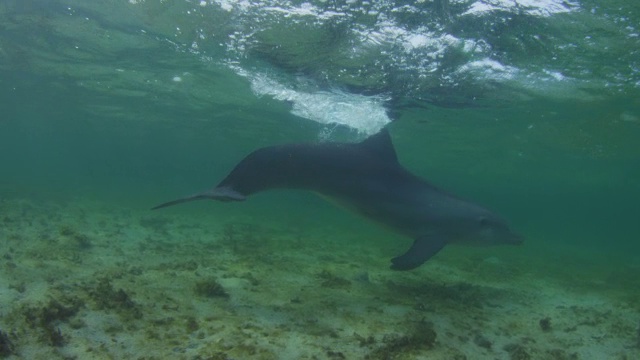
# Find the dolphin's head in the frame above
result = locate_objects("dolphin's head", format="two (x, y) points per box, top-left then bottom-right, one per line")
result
(449, 207), (522, 248)
(471, 213), (523, 246)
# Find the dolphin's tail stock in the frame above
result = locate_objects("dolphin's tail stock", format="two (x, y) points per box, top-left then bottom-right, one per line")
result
(151, 186), (246, 210)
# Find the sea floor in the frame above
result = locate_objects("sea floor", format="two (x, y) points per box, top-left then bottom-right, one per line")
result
(0, 197), (638, 360)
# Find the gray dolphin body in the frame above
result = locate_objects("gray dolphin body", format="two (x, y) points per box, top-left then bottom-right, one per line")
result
(153, 129), (522, 270)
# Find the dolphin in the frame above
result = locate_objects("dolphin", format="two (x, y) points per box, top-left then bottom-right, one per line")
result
(153, 129), (522, 270)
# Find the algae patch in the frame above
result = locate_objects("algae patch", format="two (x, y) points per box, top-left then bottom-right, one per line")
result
(0, 330), (15, 357)
(194, 277), (229, 299)
(89, 277), (142, 320)
(365, 319), (437, 359)
(20, 297), (84, 347)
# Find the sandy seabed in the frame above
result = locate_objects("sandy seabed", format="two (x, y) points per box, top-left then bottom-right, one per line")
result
(0, 197), (638, 360)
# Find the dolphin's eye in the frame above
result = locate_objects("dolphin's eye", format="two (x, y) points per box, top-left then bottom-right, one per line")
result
(479, 217), (489, 227)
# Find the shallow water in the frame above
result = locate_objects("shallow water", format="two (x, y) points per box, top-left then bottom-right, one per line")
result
(1, 0), (639, 359)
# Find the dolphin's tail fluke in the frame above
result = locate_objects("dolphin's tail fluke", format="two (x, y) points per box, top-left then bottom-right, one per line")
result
(151, 186), (246, 210)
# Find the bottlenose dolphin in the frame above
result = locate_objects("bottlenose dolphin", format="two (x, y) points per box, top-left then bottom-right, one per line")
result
(153, 129), (522, 270)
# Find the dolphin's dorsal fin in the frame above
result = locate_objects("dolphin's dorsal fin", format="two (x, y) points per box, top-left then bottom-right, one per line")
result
(359, 128), (398, 163)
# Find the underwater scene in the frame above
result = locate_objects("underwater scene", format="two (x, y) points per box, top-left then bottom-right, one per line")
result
(1, 0), (639, 359)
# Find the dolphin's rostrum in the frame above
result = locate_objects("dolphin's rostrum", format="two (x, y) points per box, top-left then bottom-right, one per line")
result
(153, 129), (522, 270)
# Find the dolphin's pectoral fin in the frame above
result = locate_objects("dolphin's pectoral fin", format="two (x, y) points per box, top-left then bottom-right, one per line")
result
(152, 186), (246, 210)
(390, 235), (446, 271)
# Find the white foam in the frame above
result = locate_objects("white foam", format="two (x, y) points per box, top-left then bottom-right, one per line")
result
(355, 21), (472, 76)
(457, 58), (519, 81)
(212, 0), (255, 12)
(463, 0), (578, 17)
(263, 4), (345, 19)
(197, 0), (601, 109)
(238, 70), (390, 135)
(543, 69), (565, 81)
(213, 0), (344, 19)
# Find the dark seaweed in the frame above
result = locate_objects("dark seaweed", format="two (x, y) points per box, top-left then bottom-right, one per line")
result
(0, 330), (14, 357)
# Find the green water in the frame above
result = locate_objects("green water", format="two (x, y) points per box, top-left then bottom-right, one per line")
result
(1, 0), (639, 284)
(2, 75), (638, 257)
(1, 0), (640, 358)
